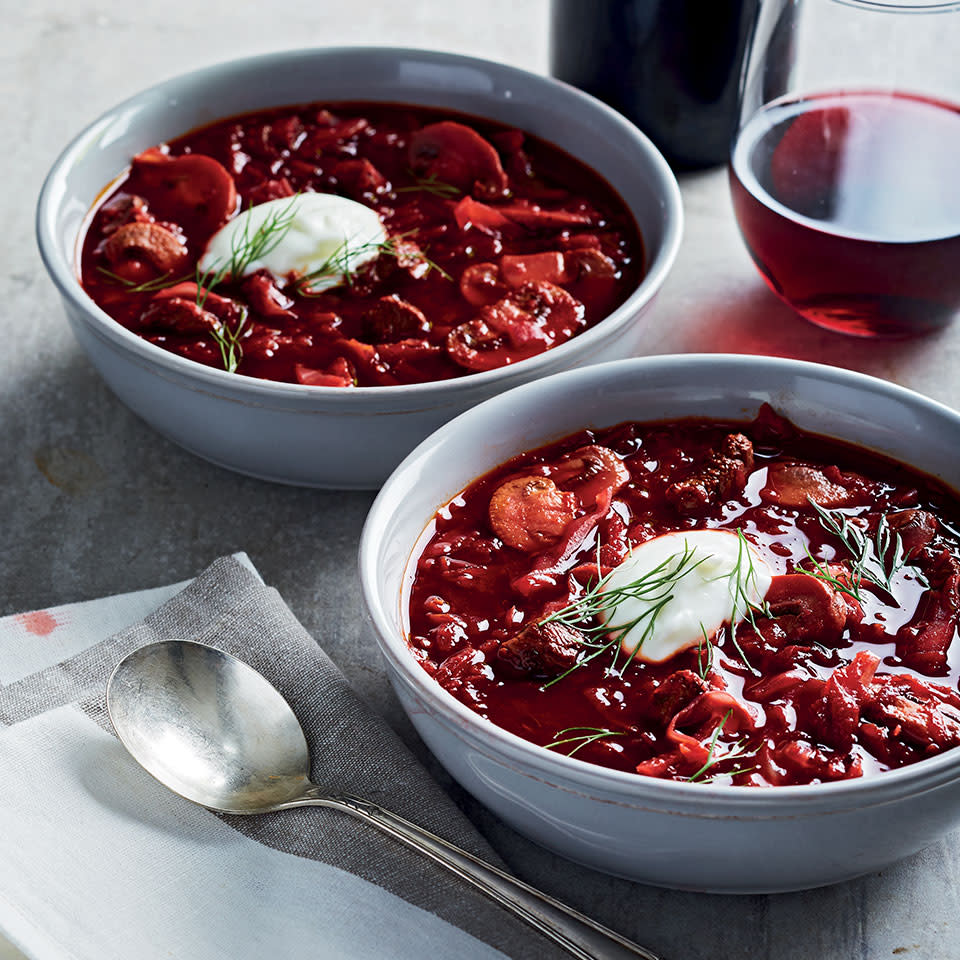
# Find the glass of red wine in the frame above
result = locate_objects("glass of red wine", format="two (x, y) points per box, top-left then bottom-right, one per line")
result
(730, 0), (960, 337)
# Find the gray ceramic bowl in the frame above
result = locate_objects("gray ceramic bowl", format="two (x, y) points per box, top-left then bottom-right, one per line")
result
(360, 354), (960, 892)
(36, 47), (682, 488)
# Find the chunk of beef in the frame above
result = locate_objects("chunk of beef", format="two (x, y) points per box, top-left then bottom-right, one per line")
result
(885, 508), (938, 559)
(497, 619), (584, 678)
(649, 670), (708, 727)
(666, 432), (754, 515)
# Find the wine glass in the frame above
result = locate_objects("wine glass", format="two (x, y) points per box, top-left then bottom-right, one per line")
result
(730, 0), (960, 338)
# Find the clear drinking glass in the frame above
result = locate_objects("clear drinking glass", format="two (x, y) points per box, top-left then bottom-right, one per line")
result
(730, 0), (960, 337)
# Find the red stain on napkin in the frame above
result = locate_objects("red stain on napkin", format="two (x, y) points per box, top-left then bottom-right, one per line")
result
(17, 611), (60, 636)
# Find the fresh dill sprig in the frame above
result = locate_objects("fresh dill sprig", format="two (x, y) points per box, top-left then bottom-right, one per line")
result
(696, 622), (714, 679)
(728, 529), (772, 629)
(195, 194), (301, 308)
(710, 528), (768, 674)
(208, 309), (249, 374)
(394, 172), (462, 199)
(799, 544), (864, 602)
(539, 541), (710, 688)
(96, 266), (190, 293)
(545, 726), (626, 757)
(804, 499), (928, 599)
(296, 232), (452, 294)
(685, 710), (758, 783)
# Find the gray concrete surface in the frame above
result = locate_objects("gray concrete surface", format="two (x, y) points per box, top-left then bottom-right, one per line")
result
(4, 2), (960, 958)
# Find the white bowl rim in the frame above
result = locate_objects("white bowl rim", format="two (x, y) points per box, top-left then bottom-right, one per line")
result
(359, 353), (960, 811)
(36, 44), (683, 407)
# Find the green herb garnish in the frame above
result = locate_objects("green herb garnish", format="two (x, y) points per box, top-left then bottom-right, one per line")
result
(208, 308), (249, 374)
(685, 709), (758, 783)
(710, 528), (769, 674)
(545, 726), (626, 757)
(394, 173), (462, 199)
(801, 499), (928, 601)
(696, 622), (714, 679)
(96, 266), (190, 293)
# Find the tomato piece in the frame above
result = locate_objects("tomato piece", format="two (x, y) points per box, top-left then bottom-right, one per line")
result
(294, 358), (356, 387)
(459, 262), (506, 307)
(410, 121), (508, 197)
(133, 149), (238, 231)
(488, 476), (579, 552)
(102, 221), (189, 275)
(500, 252), (571, 287)
(452, 196), (513, 233)
(770, 106), (850, 218)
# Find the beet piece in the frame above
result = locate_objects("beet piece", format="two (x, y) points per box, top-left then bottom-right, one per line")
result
(808, 651), (880, 752)
(864, 674), (960, 751)
(499, 252), (571, 288)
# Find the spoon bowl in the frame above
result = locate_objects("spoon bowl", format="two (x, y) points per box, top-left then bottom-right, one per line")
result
(107, 639), (312, 812)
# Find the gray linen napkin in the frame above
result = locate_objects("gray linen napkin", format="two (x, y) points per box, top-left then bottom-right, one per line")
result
(0, 555), (568, 960)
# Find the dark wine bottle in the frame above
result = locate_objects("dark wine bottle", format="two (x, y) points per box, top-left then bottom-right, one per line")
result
(550, 0), (795, 170)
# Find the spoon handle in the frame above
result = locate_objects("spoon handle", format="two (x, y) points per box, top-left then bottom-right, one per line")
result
(303, 792), (660, 960)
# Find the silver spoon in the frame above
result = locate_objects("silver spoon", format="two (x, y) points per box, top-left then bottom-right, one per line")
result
(106, 639), (660, 960)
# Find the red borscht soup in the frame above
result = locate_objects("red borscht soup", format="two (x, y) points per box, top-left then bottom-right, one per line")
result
(407, 406), (960, 786)
(78, 102), (643, 386)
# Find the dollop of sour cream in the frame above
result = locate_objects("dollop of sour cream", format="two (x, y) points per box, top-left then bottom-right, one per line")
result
(599, 529), (773, 663)
(198, 193), (387, 291)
